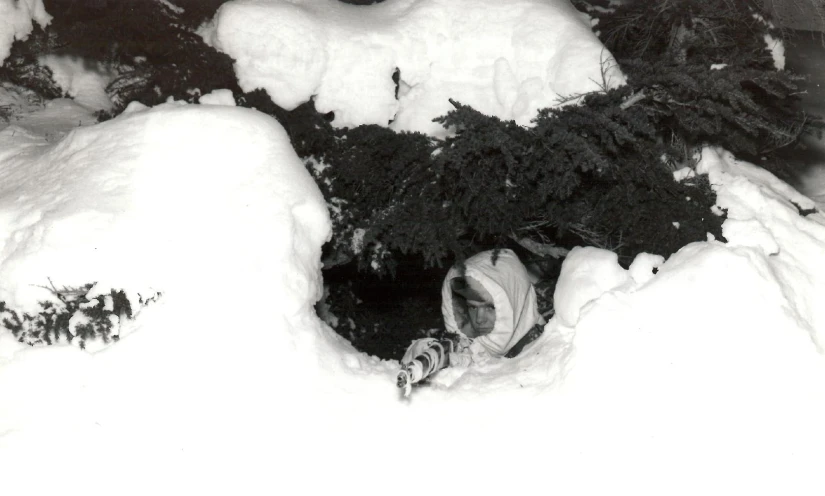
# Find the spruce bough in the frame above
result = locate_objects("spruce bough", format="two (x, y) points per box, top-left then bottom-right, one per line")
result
(1, 282), (160, 350)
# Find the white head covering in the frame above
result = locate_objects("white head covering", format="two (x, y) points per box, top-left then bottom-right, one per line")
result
(441, 249), (543, 358)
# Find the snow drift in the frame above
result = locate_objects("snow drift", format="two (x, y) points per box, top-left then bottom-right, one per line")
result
(1, 0), (825, 492)
(0, 97), (825, 494)
(0, 100), (385, 494)
(206, 0), (625, 134)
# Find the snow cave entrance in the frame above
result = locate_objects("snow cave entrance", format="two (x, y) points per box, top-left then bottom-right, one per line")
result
(317, 243), (566, 361)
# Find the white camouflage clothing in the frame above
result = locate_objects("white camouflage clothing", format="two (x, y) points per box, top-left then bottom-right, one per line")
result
(403, 249), (545, 372)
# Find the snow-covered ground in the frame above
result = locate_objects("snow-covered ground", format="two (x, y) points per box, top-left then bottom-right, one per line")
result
(2, 1), (825, 495)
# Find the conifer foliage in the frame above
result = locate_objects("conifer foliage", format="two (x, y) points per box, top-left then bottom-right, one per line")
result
(593, 0), (810, 152)
(0, 25), (63, 100)
(299, 0), (812, 274)
(0, 0), (814, 357)
(304, 87), (724, 275)
(1, 0), (239, 114)
(0, 282), (161, 350)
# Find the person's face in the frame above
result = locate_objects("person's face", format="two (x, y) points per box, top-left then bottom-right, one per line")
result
(465, 299), (496, 338)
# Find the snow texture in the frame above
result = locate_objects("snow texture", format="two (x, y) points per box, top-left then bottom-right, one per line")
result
(1, 2), (825, 494)
(37, 54), (115, 111)
(553, 246), (631, 327)
(0, 98), (824, 495)
(206, 0), (626, 135)
(198, 88), (236, 106)
(0, 0), (51, 64)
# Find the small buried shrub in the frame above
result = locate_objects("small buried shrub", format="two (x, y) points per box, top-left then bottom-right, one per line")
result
(1, 281), (160, 350)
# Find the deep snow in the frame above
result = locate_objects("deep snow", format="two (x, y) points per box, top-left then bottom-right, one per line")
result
(204, 0), (626, 135)
(1, 1), (825, 495)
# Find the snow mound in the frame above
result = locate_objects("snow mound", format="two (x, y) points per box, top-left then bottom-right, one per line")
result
(553, 246), (631, 327)
(0, 0), (51, 65)
(207, 0), (625, 135)
(0, 102), (326, 315)
(0, 100), (388, 493)
(1, 100), (825, 494)
(698, 147), (825, 347)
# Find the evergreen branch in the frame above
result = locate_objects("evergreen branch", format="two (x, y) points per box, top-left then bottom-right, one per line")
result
(2, 282), (160, 349)
(620, 90), (647, 110)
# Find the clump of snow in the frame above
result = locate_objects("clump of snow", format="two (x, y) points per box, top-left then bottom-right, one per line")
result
(350, 226), (366, 254)
(764, 33), (785, 70)
(673, 165), (696, 181)
(553, 246), (631, 327)
(795, 162), (825, 208)
(0, 0), (51, 64)
(37, 54), (116, 111)
(198, 88), (236, 106)
(207, 0), (625, 135)
(753, 11), (785, 70)
(66, 310), (91, 337)
(627, 252), (664, 285)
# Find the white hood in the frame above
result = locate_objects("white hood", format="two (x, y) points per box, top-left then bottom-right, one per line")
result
(441, 249), (543, 357)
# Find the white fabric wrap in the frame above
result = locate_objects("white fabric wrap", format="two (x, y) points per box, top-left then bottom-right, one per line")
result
(401, 338), (439, 365)
(441, 249), (543, 358)
(402, 337), (474, 368)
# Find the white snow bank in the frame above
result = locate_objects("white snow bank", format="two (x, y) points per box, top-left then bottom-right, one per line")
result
(0, 101), (330, 314)
(0, 0), (51, 64)
(207, 0), (625, 135)
(0, 100), (391, 494)
(698, 147), (825, 347)
(1, 99), (825, 495)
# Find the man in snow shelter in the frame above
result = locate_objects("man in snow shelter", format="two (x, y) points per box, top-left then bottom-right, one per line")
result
(397, 249), (545, 395)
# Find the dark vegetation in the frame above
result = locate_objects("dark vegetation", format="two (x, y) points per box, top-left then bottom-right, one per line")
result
(0, 282), (160, 350)
(0, 0), (817, 357)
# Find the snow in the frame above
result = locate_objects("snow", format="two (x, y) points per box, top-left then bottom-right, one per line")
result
(0, 101), (824, 496)
(158, 0), (184, 15)
(764, 33), (786, 70)
(38, 54), (115, 111)
(754, 11), (786, 70)
(0, 100), (377, 494)
(552, 246), (631, 327)
(673, 165), (697, 181)
(0, 84), (98, 142)
(205, 0), (625, 135)
(198, 88), (236, 106)
(0, 0), (51, 65)
(1, 1), (825, 495)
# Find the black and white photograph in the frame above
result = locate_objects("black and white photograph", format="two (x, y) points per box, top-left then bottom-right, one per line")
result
(2, 0), (825, 494)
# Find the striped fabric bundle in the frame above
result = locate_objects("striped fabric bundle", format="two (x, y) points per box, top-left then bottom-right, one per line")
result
(397, 339), (453, 397)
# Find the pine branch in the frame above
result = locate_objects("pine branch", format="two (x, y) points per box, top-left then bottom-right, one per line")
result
(1, 282), (160, 349)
